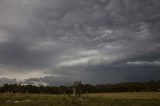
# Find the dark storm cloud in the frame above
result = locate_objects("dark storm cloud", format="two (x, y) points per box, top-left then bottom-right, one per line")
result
(0, 0), (160, 84)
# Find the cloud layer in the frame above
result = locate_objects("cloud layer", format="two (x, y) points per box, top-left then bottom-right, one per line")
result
(0, 0), (160, 85)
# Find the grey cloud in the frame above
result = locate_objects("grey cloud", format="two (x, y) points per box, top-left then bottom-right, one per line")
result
(0, 78), (16, 86)
(0, 0), (160, 84)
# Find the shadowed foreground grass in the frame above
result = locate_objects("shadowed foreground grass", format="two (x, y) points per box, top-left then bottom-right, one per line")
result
(0, 92), (160, 106)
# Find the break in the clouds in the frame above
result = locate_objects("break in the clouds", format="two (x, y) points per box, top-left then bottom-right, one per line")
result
(0, 0), (160, 85)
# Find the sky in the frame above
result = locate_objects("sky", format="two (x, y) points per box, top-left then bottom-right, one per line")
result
(0, 0), (160, 85)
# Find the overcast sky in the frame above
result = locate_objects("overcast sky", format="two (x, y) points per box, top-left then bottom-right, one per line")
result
(0, 0), (160, 85)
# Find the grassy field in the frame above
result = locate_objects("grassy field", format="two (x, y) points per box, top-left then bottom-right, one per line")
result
(0, 92), (160, 106)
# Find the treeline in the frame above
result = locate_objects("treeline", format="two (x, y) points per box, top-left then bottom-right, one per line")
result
(0, 80), (160, 94)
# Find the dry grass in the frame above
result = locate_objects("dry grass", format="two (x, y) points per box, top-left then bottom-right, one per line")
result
(86, 92), (160, 99)
(0, 92), (159, 106)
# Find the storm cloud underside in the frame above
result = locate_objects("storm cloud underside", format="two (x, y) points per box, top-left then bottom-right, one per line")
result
(0, 0), (160, 85)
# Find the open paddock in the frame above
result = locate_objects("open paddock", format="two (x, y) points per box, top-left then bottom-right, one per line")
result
(0, 92), (159, 106)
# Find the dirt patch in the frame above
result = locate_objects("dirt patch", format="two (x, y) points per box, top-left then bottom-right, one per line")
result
(6, 99), (34, 103)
